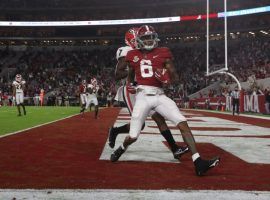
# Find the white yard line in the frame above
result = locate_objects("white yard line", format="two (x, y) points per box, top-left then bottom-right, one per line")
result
(183, 109), (270, 120)
(0, 189), (269, 200)
(0, 113), (80, 139)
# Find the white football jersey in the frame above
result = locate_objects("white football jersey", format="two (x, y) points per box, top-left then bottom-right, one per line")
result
(116, 46), (133, 61)
(12, 80), (25, 93)
(87, 84), (99, 95)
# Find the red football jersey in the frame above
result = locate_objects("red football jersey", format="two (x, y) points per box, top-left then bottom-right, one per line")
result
(125, 47), (173, 87)
(80, 84), (87, 93)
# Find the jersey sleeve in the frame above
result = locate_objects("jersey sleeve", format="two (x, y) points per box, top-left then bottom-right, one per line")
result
(161, 47), (173, 59)
(125, 50), (134, 63)
(116, 46), (132, 61)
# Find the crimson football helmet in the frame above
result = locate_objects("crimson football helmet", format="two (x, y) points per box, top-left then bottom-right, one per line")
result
(15, 74), (22, 82)
(125, 27), (138, 49)
(136, 25), (159, 50)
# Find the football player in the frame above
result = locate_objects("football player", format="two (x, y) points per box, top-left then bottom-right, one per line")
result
(84, 78), (99, 119)
(109, 27), (189, 160)
(12, 74), (26, 116)
(40, 88), (45, 106)
(110, 25), (220, 176)
(79, 79), (87, 113)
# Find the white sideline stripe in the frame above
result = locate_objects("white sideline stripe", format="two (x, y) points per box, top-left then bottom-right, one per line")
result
(183, 109), (270, 120)
(0, 189), (269, 200)
(0, 113), (80, 139)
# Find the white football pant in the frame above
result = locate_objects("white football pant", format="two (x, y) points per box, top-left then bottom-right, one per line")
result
(15, 93), (24, 105)
(129, 86), (186, 138)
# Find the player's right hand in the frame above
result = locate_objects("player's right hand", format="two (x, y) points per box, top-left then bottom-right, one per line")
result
(154, 68), (170, 84)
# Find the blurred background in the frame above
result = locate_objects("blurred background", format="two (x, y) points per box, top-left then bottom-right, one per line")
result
(0, 0), (269, 111)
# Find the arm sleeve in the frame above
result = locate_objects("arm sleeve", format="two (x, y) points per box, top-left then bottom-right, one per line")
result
(116, 46), (132, 61)
(163, 48), (173, 59)
(125, 50), (133, 62)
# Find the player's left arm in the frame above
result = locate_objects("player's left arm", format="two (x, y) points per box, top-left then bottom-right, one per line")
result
(164, 58), (179, 83)
(127, 62), (135, 84)
(12, 85), (16, 97)
(115, 57), (128, 81)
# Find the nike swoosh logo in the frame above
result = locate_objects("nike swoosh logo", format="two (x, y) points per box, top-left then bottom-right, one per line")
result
(153, 55), (159, 58)
(210, 159), (220, 167)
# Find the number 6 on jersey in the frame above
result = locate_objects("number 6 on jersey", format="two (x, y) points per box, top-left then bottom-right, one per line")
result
(140, 59), (153, 78)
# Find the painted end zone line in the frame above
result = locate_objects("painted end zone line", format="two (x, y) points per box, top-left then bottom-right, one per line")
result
(0, 113), (81, 139)
(0, 189), (269, 200)
(182, 109), (270, 120)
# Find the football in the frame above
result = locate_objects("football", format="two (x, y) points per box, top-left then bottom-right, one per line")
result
(154, 68), (171, 84)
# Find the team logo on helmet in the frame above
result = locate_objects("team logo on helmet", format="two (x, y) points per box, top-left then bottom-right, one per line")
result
(125, 27), (139, 49)
(136, 25), (159, 51)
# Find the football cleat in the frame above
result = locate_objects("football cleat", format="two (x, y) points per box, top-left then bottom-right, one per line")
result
(108, 127), (117, 148)
(173, 145), (189, 159)
(194, 156), (220, 176)
(110, 146), (125, 162)
(80, 108), (85, 113)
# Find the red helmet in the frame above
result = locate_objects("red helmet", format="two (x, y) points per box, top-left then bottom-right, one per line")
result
(136, 25), (159, 50)
(15, 74), (22, 82)
(125, 27), (138, 49)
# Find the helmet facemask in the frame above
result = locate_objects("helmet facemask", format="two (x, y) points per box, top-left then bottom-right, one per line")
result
(136, 25), (159, 50)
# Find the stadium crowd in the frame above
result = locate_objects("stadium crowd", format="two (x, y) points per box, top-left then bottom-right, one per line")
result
(0, 32), (269, 106)
(0, 48), (117, 106)
(0, 0), (269, 106)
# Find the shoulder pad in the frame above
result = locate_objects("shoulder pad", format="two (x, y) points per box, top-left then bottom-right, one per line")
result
(116, 46), (133, 60)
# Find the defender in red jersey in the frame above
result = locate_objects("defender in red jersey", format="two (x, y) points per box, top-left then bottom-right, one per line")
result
(111, 25), (220, 176)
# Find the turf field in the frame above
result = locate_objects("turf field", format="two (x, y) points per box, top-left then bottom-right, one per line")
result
(0, 107), (269, 199)
(0, 106), (81, 136)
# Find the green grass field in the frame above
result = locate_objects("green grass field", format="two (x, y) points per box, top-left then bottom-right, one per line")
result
(0, 106), (82, 136)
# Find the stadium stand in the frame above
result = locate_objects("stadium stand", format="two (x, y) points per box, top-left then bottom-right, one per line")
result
(0, 0), (269, 108)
